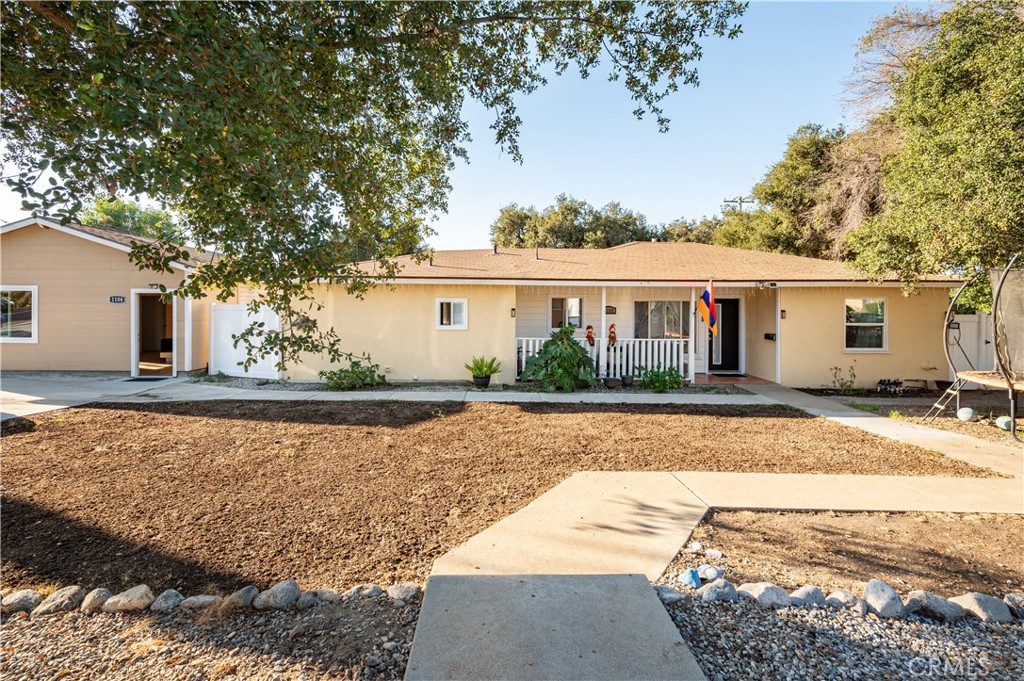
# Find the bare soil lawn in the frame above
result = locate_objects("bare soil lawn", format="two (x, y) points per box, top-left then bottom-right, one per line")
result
(663, 510), (1024, 597)
(0, 401), (998, 595)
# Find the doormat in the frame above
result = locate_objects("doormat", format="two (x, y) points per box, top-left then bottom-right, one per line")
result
(710, 373), (746, 377)
(125, 377), (171, 382)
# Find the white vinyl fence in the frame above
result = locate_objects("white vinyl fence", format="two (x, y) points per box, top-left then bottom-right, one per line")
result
(517, 336), (690, 379)
(950, 313), (994, 389)
(209, 304), (280, 379)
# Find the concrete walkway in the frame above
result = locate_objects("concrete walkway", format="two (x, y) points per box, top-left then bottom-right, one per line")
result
(0, 372), (184, 421)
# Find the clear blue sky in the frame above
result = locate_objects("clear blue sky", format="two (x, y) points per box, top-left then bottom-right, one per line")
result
(0, 2), (926, 246)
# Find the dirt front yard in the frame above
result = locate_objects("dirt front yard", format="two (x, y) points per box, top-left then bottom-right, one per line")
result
(664, 510), (1024, 597)
(0, 400), (999, 595)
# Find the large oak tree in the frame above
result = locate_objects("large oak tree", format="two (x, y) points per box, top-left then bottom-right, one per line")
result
(2, 0), (744, 367)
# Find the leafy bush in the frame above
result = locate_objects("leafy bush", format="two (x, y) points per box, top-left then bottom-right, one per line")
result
(319, 355), (386, 390)
(465, 356), (502, 377)
(521, 327), (596, 392)
(829, 362), (857, 392)
(636, 364), (684, 392)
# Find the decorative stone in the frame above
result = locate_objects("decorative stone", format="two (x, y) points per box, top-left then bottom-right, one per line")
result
(704, 548), (724, 560)
(686, 541), (704, 553)
(80, 588), (111, 614)
(697, 579), (738, 603)
(949, 592), (1013, 623)
(309, 588), (341, 604)
(343, 584), (383, 600)
(296, 591), (323, 611)
(956, 407), (978, 422)
(863, 579), (904, 618)
(102, 585), (155, 612)
(738, 582), (791, 608)
(1004, 593), (1024, 619)
(2, 590), (43, 615)
(995, 415), (1013, 431)
(825, 590), (868, 616)
(253, 579), (300, 610)
(386, 582), (420, 602)
(225, 585), (260, 610)
(654, 585), (686, 605)
(678, 569), (702, 589)
(697, 564), (723, 581)
(904, 590), (965, 622)
(180, 595), (221, 611)
(789, 585), (826, 607)
(31, 586), (86, 617)
(150, 589), (184, 613)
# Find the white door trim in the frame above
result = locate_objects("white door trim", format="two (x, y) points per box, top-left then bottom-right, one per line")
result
(130, 288), (177, 378)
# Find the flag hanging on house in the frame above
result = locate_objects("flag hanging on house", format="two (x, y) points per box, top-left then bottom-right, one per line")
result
(697, 279), (718, 336)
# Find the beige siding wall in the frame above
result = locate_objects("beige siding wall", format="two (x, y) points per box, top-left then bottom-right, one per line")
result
(0, 224), (203, 372)
(285, 283), (518, 384)
(779, 286), (951, 388)
(742, 288), (778, 381)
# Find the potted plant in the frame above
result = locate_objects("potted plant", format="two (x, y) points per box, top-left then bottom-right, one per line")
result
(465, 356), (502, 389)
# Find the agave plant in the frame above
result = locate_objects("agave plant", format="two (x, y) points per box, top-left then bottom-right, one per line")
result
(465, 355), (502, 377)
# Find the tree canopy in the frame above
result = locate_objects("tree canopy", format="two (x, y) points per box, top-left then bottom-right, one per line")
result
(80, 198), (176, 238)
(490, 194), (659, 249)
(1, 0), (745, 367)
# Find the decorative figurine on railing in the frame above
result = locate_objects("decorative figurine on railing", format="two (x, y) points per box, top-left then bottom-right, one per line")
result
(607, 323), (617, 347)
(585, 325), (596, 347)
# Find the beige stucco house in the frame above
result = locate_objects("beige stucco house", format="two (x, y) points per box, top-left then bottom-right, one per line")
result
(1, 216), (957, 388)
(283, 243), (958, 389)
(0, 217), (214, 377)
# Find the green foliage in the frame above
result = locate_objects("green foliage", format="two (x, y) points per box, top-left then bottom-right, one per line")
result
(1, 2), (745, 370)
(521, 327), (596, 392)
(829, 362), (857, 392)
(464, 356), (502, 377)
(661, 216), (717, 244)
(635, 364), (685, 392)
(711, 207), (803, 254)
(847, 401), (883, 414)
(849, 0), (1024, 283)
(81, 198), (177, 238)
(319, 356), (386, 391)
(490, 195), (658, 249)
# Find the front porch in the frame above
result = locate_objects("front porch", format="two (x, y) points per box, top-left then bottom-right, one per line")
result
(513, 284), (780, 383)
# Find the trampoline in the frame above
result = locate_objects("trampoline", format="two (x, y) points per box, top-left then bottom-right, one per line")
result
(926, 253), (1023, 443)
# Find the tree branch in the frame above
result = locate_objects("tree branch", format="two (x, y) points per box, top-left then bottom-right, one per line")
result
(21, 0), (77, 34)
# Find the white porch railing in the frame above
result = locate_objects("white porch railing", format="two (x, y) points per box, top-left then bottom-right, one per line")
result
(517, 337), (690, 380)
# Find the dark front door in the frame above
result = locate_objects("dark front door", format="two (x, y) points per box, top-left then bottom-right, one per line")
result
(708, 298), (740, 372)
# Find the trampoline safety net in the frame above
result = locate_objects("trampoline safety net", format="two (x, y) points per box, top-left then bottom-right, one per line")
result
(990, 267), (1024, 381)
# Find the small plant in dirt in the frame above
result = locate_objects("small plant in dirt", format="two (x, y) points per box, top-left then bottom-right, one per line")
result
(320, 355), (386, 390)
(198, 371), (232, 383)
(636, 364), (685, 392)
(464, 356), (502, 377)
(521, 327), (596, 392)
(829, 362), (857, 393)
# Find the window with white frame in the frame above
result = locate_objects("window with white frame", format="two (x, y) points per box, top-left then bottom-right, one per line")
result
(550, 297), (583, 329)
(634, 301), (689, 339)
(0, 285), (38, 343)
(436, 298), (467, 330)
(845, 298), (886, 351)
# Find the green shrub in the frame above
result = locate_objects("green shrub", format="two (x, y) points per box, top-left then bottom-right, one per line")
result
(521, 327), (596, 392)
(465, 356), (502, 377)
(319, 355), (386, 390)
(636, 364), (684, 392)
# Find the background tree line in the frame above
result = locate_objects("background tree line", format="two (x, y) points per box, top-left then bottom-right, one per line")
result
(493, 1), (1023, 305)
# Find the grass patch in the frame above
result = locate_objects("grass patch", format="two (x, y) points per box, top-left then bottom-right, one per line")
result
(846, 401), (883, 414)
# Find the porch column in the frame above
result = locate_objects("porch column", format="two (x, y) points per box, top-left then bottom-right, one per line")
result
(599, 287), (607, 378)
(688, 287), (696, 382)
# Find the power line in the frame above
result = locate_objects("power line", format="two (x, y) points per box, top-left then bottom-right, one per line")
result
(723, 195), (756, 212)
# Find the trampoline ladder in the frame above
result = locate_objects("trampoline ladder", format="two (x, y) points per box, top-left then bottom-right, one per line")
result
(923, 378), (969, 422)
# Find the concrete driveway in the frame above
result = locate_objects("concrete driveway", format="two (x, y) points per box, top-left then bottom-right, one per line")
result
(0, 372), (184, 421)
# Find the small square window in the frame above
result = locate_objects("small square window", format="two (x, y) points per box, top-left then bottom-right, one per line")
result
(551, 297), (583, 329)
(436, 298), (467, 330)
(844, 298), (886, 351)
(1, 285), (38, 343)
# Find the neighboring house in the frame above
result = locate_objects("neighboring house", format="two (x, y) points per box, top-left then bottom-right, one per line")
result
(278, 242), (958, 388)
(0, 217), (216, 376)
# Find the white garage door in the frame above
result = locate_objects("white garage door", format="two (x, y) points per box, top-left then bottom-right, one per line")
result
(209, 304), (280, 379)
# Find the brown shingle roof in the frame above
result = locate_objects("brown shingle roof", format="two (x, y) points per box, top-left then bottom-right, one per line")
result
(60, 221), (213, 269)
(365, 242), (955, 284)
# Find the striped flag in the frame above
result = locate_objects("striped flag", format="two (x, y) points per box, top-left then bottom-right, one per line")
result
(696, 279), (718, 336)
